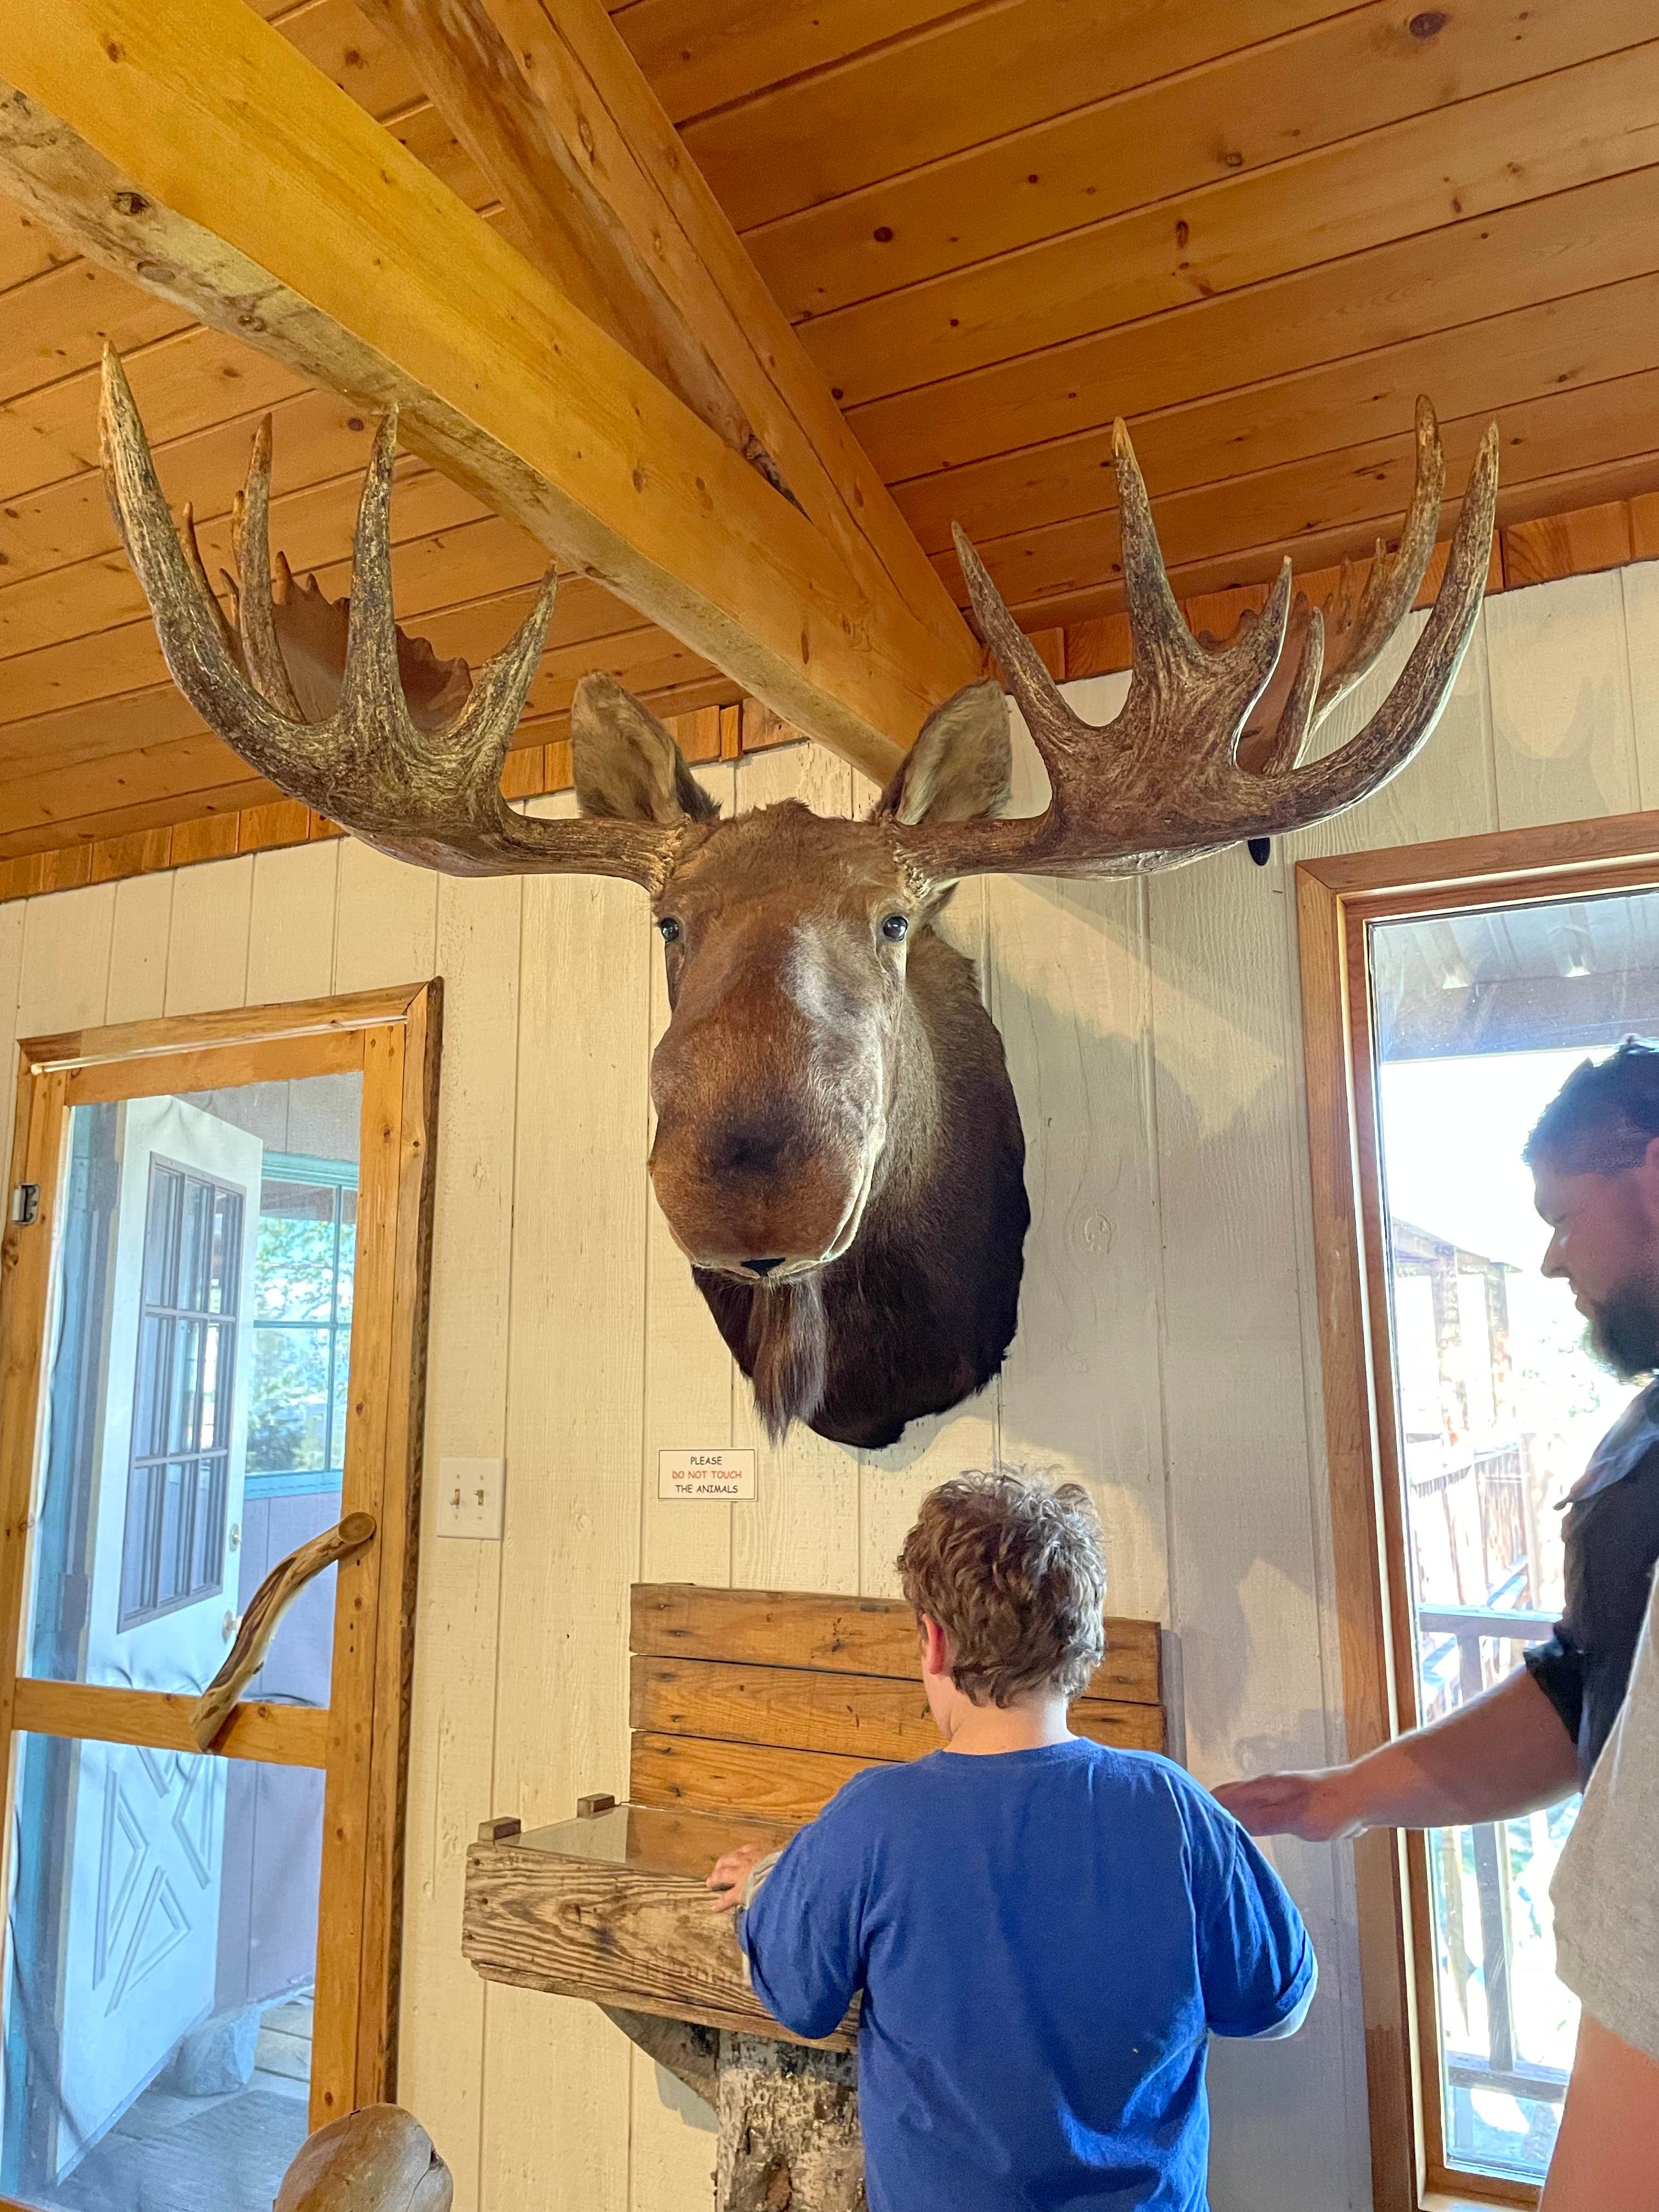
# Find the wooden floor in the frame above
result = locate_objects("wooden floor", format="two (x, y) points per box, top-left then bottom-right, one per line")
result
(2, 0), (1657, 857)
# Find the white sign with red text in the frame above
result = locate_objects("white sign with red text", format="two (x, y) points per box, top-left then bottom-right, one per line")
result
(658, 1448), (758, 1500)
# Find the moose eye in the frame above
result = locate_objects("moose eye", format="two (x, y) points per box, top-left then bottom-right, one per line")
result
(881, 913), (909, 943)
(658, 917), (682, 944)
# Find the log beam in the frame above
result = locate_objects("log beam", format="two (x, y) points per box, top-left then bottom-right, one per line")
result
(356, 0), (965, 674)
(0, 0), (981, 780)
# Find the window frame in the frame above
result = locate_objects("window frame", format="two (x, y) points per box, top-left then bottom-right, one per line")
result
(117, 1152), (248, 1629)
(0, 979), (441, 2179)
(1297, 812), (1659, 2212)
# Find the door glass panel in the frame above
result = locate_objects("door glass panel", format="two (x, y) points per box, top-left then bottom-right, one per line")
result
(1369, 888), (1659, 2186)
(25, 1075), (361, 1701)
(1, 1733), (320, 2210)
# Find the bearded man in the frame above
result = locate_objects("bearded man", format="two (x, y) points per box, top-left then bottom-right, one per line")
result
(1218, 1037), (1659, 1846)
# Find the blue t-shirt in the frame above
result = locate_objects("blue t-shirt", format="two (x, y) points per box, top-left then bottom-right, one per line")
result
(738, 1738), (1314, 2212)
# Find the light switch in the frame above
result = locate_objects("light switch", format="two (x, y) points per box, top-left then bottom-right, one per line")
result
(437, 1456), (506, 1540)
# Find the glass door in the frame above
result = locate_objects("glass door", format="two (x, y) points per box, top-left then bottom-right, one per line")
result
(0, 989), (437, 2212)
(1364, 890), (1659, 2192)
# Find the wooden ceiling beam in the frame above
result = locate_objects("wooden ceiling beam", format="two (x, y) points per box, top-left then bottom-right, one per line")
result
(351, 0), (768, 470)
(0, 0), (980, 785)
(359, 0), (966, 686)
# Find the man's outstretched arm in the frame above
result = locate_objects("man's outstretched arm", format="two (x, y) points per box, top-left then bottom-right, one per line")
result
(1215, 1667), (1578, 1841)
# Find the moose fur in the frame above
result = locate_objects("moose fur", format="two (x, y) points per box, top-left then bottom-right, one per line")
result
(575, 676), (1030, 1447)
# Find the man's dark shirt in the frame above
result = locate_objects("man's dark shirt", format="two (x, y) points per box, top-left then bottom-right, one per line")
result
(1525, 1379), (1659, 1783)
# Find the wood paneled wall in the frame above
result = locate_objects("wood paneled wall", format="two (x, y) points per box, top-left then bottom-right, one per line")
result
(4, 561), (1657, 2207)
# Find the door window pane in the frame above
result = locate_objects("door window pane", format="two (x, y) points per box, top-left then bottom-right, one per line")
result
(1369, 888), (1659, 2186)
(25, 1076), (361, 1701)
(1, 1734), (320, 2210)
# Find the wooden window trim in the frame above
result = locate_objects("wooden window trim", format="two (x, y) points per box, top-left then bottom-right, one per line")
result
(0, 979), (441, 2162)
(1296, 807), (1659, 2212)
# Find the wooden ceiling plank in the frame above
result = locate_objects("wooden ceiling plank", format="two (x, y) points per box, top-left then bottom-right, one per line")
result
(853, 161), (1659, 481)
(0, 258), (190, 409)
(0, 772), (286, 859)
(753, 0), (1654, 325)
(0, 665), (741, 858)
(0, 199), (77, 291)
(0, 329), (309, 510)
(682, 0), (1352, 234)
(375, 0), (973, 684)
(896, 267), (1659, 556)
(611, 0), (968, 131)
(1002, 442), (1659, 635)
(803, 40), (1659, 406)
(0, 459), (494, 675)
(0, 1), (977, 781)
(0, 383), (379, 592)
(952, 362), (1659, 611)
(0, 590), (716, 778)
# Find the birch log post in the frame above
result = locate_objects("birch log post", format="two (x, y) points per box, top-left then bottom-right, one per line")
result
(716, 2034), (864, 2212)
(190, 1511), (377, 1750)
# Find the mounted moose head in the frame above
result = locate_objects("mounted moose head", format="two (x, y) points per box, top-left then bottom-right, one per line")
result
(100, 352), (1498, 1446)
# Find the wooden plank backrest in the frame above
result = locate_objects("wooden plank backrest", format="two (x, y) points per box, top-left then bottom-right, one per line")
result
(628, 1584), (1166, 1824)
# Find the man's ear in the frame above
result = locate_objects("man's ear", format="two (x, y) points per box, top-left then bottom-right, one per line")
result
(919, 1615), (953, 1681)
(873, 678), (1011, 827)
(571, 671), (721, 825)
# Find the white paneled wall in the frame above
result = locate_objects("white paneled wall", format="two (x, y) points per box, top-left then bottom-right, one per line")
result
(3, 562), (1652, 2209)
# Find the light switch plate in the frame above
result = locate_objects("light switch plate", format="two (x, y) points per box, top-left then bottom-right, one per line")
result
(437, 1456), (506, 1540)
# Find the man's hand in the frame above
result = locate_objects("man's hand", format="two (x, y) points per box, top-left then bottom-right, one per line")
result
(1214, 1768), (1365, 1842)
(707, 1842), (769, 1915)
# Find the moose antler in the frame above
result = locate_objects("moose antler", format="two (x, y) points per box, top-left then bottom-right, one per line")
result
(891, 398), (1498, 885)
(99, 347), (682, 891)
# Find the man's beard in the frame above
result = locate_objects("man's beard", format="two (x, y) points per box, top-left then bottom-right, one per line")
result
(1587, 1274), (1659, 1380)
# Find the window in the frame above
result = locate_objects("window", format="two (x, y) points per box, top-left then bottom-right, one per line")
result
(1299, 823), (1659, 2210)
(247, 1156), (358, 1499)
(118, 1158), (245, 1626)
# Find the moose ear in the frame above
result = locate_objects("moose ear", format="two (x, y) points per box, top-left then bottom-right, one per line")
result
(571, 672), (721, 825)
(873, 678), (1011, 826)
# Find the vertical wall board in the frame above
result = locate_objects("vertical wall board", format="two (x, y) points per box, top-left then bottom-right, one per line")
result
(640, 764), (736, 1596)
(164, 856), (254, 1015)
(104, 872), (174, 1023)
(16, 881), (115, 1034)
(334, 837), (441, 994)
(1486, 574), (1640, 831)
(1147, 840), (1350, 2211)
(991, 679), (1169, 1625)
(1619, 561), (1659, 809)
(482, 795), (646, 2212)
(1279, 606), (1502, 2211)
(632, 763), (735, 2210)
(729, 744), (860, 1596)
(397, 873), (523, 2212)
(246, 840), (341, 1005)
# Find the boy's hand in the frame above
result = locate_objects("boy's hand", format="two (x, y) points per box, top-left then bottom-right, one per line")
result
(707, 1842), (769, 1914)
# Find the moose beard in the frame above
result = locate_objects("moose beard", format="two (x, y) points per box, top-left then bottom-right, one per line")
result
(742, 1272), (831, 1444)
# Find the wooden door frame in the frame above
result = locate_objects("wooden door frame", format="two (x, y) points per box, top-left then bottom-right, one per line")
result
(0, 979), (441, 2186)
(1297, 807), (1659, 2212)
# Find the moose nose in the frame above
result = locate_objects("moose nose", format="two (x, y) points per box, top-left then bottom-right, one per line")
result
(745, 1256), (786, 1278)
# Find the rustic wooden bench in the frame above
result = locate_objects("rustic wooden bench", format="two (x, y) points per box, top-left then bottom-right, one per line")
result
(462, 1581), (1167, 2209)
